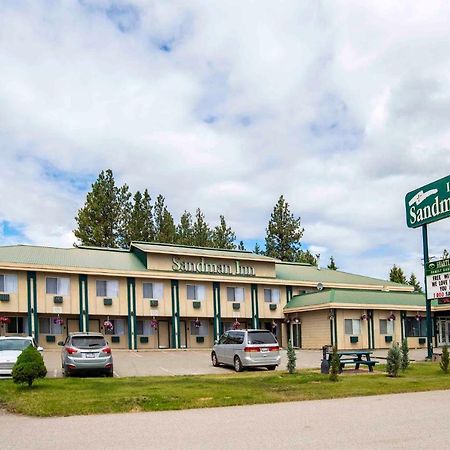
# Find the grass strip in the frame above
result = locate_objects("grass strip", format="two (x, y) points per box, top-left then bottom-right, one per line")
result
(0, 363), (449, 417)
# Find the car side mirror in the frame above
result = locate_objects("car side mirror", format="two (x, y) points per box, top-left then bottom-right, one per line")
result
(37, 346), (44, 352)
(57, 341), (64, 346)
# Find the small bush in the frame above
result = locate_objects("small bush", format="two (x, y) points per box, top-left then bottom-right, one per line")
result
(440, 346), (449, 374)
(401, 339), (410, 371)
(286, 339), (296, 374)
(386, 343), (401, 377)
(329, 347), (340, 382)
(12, 345), (47, 387)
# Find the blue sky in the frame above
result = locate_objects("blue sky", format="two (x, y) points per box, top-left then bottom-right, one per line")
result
(0, 0), (449, 281)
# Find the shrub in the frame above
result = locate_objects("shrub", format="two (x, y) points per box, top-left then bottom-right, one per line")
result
(329, 347), (340, 382)
(12, 345), (47, 387)
(401, 339), (410, 371)
(386, 343), (401, 377)
(440, 346), (449, 374)
(286, 339), (296, 374)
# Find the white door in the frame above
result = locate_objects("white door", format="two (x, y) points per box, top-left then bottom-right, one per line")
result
(437, 319), (450, 346)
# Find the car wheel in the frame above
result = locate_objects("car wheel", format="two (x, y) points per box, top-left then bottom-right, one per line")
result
(267, 365), (276, 371)
(211, 352), (219, 367)
(63, 366), (71, 377)
(106, 368), (114, 377)
(234, 356), (243, 372)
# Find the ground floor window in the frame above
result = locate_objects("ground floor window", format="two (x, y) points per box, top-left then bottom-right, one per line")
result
(7, 316), (27, 334)
(39, 317), (63, 335)
(190, 320), (209, 337)
(379, 319), (394, 335)
(405, 317), (427, 337)
(136, 320), (157, 335)
(105, 319), (125, 335)
(344, 319), (361, 335)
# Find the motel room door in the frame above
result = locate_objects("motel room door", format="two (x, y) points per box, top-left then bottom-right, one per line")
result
(158, 321), (170, 349)
(179, 320), (187, 348)
(437, 318), (450, 346)
(67, 319), (80, 336)
(291, 322), (302, 348)
(89, 319), (100, 333)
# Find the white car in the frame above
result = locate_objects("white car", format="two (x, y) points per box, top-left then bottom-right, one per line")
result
(0, 336), (43, 377)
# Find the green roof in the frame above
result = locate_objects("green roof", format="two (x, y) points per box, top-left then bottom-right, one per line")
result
(285, 289), (428, 310)
(276, 262), (408, 288)
(0, 245), (146, 272)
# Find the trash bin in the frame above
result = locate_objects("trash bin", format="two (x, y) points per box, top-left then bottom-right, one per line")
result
(321, 345), (333, 374)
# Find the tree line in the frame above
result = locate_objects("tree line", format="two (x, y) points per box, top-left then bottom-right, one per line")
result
(74, 169), (338, 268)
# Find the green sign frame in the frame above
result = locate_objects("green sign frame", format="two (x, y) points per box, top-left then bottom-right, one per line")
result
(405, 174), (450, 228)
(426, 258), (450, 276)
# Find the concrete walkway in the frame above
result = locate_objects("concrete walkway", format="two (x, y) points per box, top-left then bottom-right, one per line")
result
(0, 389), (446, 449)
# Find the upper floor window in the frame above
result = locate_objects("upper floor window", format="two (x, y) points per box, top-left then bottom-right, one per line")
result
(143, 282), (164, 300)
(96, 280), (119, 298)
(264, 288), (280, 304)
(46, 277), (70, 295)
(186, 284), (205, 301)
(227, 287), (244, 302)
(379, 319), (394, 335)
(0, 274), (17, 293)
(344, 319), (361, 335)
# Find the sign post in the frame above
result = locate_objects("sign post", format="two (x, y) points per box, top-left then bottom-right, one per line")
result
(405, 174), (450, 360)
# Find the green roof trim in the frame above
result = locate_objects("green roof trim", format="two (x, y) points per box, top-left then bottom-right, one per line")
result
(284, 289), (430, 310)
(0, 245), (146, 272)
(276, 262), (408, 288)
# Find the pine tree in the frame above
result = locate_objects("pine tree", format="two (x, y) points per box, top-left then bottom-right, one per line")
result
(408, 273), (423, 293)
(440, 346), (449, 374)
(237, 241), (246, 251)
(211, 215), (236, 249)
(192, 208), (211, 247)
(153, 195), (176, 243)
(329, 347), (340, 382)
(74, 169), (124, 248)
(286, 339), (296, 374)
(297, 250), (318, 266)
(176, 211), (193, 245)
(254, 243), (261, 254)
(125, 190), (155, 245)
(265, 195), (304, 261)
(401, 339), (410, 371)
(389, 264), (407, 284)
(327, 256), (338, 270)
(443, 249), (449, 260)
(386, 343), (401, 377)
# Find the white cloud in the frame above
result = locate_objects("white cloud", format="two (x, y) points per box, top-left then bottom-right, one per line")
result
(0, 0), (449, 283)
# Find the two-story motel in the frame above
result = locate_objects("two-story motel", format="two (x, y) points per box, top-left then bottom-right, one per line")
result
(0, 241), (449, 350)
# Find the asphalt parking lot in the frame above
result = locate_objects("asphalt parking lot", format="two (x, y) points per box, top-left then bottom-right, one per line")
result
(42, 348), (428, 378)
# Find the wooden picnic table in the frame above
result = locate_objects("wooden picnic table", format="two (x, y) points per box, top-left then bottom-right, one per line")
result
(332, 350), (378, 372)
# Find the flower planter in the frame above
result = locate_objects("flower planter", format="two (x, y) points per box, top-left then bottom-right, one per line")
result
(232, 302), (240, 310)
(196, 336), (205, 343)
(350, 336), (358, 344)
(46, 335), (56, 343)
(53, 296), (63, 304)
(385, 335), (393, 343)
(150, 300), (159, 307)
(140, 336), (149, 344)
(103, 298), (113, 306)
(419, 337), (426, 345)
(193, 301), (201, 309)
(111, 336), (120, 343)
(0, 293), (10, 302)
(269, 304), (277, 311)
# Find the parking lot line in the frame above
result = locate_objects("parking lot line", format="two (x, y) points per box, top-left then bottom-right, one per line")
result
(159, 367), (176, 376)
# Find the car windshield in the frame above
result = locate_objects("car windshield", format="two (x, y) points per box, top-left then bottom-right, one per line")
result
(71, 336), (106, 349)
(0, 339), (32, 351)
(247, 331), (277, 345)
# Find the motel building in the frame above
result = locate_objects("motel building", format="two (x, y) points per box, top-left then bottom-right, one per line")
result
(0, 241), (449, 351)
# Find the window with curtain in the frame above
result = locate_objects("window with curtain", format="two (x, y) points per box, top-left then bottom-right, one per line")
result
(136, 320), (156, 335)
(7, 317), (25, 334)
(186, 284), (205, 301)
(227, 287), (244, 302)
(0, 274), (18, 293)
(143, 282), (163, 299)
(96, 280), (119, 297)
(379, 319), (394, 335)
(344, 319), (361, 335)
(46, 277), (70, 295)
(38, 317), (62, 335)
(190, 321), (209, 336)
(264, 288), (280, 303)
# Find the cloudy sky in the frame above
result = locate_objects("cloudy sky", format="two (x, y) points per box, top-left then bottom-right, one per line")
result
(1, 0), (449, 282)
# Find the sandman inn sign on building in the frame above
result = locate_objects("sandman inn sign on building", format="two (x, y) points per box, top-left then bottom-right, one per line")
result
(172, 257), (256, 277)
(405, 174), (450, 228)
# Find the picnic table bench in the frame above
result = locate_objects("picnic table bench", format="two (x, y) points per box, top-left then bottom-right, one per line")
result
(334, 350), (378, 373)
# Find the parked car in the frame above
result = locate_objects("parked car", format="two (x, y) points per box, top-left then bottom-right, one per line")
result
(211, 329), (280, 372)
(59, 332), (113, 377)
(0, 336), (43, 377)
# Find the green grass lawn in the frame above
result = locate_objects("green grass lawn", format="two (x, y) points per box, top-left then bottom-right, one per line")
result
(0, 363), (449, 417)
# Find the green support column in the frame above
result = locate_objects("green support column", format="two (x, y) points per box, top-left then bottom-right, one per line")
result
(27, 272), (38, 342)
(370, 311), (375, 349)
(367, 310), (372, 349)
(78, 275), (89, 332)
(251, 284), (259, 329)
(422, 224), (433, 359)
(400, 311), (406, 342)
(333, 309), (338, 349)
(171, 280), (180, 348)
(286, 286), (293, 304)
(213, 282), (222, 340)
(127, 278), (137, 350)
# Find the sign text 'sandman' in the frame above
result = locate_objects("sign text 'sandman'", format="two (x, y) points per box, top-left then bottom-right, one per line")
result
(172, 257), (256, 277)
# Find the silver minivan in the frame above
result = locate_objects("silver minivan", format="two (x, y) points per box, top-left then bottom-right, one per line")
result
(211, 329), (280, 372)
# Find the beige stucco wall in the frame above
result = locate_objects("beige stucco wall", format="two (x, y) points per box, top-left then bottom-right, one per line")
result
(299, 309), (331, 349)
(178, 280), (214, 318)
(134, 278), (172, 318)
(87, 275), (128, 317)
(257, 284), (285, 320)
(337, 309), (370, 350)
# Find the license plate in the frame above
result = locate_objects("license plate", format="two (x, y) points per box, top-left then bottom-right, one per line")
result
(85, 353), (96, 358)
(261, 348), (269, 353)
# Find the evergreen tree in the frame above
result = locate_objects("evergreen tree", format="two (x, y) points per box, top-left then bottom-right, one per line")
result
(254, 243), (261, 254)
(116, 183), (132, 248)
(440, 346), (449, 373)
(265, 195), (304, 261)
(237, 241), (246, 251)
(327, 256), (338, 270)
(386, 343), (401, 377)
(443, 249), (449, 259)
(176, 211), (193, 245)
(12, 345), (47, 387)
(297, 250), (318, 266)
(74, 169), (123, 248)
(401, 339), (410, 371)
(408, 273), (423, 293)
(192, 208), (211, 247)
(211, 215), (236, 249)
(329, 347), (340, 382)
(389, 264), (407, 284)
(125, 190), (155, 245)
(286, 339), (297, 374)
(153, 195), (176, 243)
